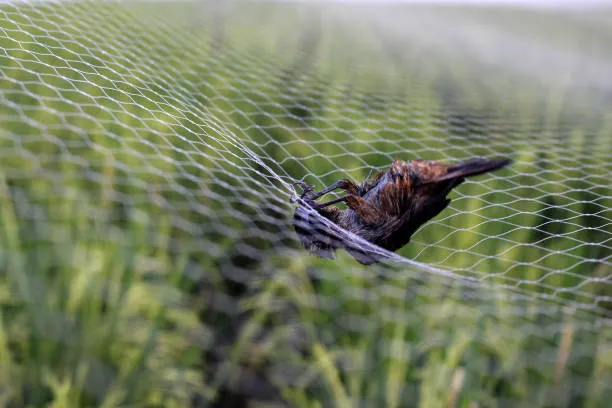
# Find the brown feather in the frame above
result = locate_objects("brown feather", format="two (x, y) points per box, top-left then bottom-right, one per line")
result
(293, 156), (512, 264)
(345, 195), (382, 225)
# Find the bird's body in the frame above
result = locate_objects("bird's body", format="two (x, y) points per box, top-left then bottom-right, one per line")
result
(293, 157), (511, 264)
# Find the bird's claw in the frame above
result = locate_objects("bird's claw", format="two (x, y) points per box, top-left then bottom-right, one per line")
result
(293, 181), (315, 198)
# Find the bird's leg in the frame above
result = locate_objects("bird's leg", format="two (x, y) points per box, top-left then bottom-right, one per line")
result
(314, 194), (383, 226)
(303, 179), (358, 200)
(312, 194), (352, 209)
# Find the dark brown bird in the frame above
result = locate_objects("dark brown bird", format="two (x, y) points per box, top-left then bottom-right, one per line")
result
(293, 157), (512, 264)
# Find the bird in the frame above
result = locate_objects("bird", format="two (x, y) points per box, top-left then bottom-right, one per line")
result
(292, 157), (512, 264)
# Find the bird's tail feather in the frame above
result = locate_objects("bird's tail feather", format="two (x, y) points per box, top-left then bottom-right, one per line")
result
(439, 157), (512, 182)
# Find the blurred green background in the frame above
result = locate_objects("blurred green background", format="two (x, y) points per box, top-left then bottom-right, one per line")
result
(0, 0), (611, 407)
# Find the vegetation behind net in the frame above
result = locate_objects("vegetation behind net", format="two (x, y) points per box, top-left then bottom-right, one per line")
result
(0, 1), (610, 407)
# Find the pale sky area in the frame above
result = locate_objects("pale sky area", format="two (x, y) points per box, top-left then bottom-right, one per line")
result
(329, 0), (612, 7)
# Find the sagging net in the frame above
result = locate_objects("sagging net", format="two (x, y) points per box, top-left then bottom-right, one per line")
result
(0, 0), (611, 407)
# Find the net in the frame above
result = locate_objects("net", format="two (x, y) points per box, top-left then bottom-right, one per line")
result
(0, 0), (611, 407)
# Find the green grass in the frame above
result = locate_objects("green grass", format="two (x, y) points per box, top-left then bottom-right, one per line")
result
(0, 0), (611, 407)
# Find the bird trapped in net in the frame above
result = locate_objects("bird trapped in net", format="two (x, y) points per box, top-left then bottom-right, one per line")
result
(293, 157), (512, 264)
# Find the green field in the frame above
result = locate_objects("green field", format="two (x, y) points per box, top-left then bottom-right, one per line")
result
(0, 1), (611, 407)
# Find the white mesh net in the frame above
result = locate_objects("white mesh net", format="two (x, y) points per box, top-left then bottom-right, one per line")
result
(0, 0), (611, 407)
